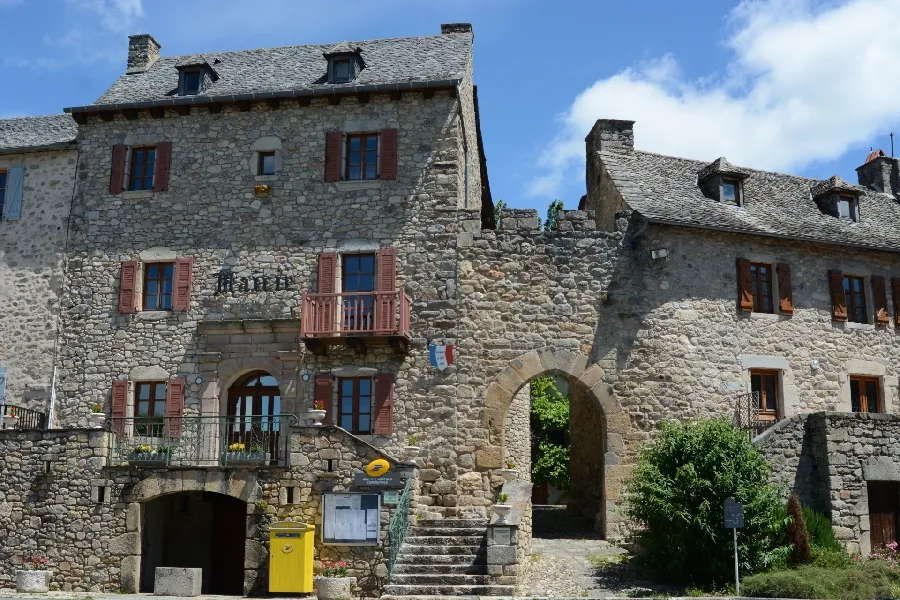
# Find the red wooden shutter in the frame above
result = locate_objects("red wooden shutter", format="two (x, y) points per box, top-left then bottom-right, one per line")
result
(314, 376), (334, 425)
(165, 378), (185, 437)
(324, 132), (343, 182)
(110, 145), (127, 194)
(153, 142), (172, 192)
(379, 128), (398, 180)
(373, 374), (395, 435)
(111, 379), (128, 436)
(872, 275), (889, 325)
(173, 257), (194, 312)
(376, 247), (397, 333)
(892, 278), (900, 327)
(828, 270), (847, 321)
(736, 258), (753, 312)
(776, 263), (794, 315)
(317, 252), (337, 333)
(119, 260), (138, 314)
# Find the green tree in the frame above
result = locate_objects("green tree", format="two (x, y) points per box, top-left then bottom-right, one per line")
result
(625, 417), (789, 584)
(530, 375), (570, 489)
(494, 199), (506, 229)
(544, 199), (564, 232)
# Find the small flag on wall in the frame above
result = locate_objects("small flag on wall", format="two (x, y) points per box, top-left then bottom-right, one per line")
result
(428, 344), (454, 371)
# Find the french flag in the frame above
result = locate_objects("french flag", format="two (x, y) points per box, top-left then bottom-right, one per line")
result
(428, 344), (454, 371)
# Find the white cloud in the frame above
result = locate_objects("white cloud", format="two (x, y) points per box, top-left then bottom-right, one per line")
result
(66, 0), (143, 32)
(530, 0), (900, 198)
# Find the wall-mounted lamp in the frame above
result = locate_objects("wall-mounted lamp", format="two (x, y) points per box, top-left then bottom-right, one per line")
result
(810, 359), (820, 371)
(651, 248), (669, 261)
(194, 376), (203, 385)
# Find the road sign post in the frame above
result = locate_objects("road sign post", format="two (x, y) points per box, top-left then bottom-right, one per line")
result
(724, 497), (744, 595)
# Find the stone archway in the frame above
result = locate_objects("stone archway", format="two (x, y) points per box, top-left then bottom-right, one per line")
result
(477, 347), (632, 539)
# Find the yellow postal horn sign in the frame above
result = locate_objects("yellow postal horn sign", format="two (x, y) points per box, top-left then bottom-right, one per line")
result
(365, 459), (390, 477)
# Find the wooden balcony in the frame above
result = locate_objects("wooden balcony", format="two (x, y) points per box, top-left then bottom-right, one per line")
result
(300, 290), (411, 354)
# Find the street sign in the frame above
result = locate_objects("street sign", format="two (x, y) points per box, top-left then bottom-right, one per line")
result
(724, 497), (744, 528)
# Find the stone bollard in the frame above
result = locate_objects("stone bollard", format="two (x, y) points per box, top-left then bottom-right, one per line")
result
(154, 567), (202, 597)
(16, 570), (51, 593)
(315, 576), (356, 600)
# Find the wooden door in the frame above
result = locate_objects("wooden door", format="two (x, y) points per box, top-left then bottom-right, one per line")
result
(868, 481), (899, 550)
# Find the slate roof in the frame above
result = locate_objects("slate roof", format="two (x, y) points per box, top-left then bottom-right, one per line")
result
(0, 115), (77, 153)
(600, 149), (900, 252)
(86, 32), (472, 107)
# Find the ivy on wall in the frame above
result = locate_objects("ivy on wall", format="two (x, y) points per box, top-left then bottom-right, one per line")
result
(529, 375), (570, 489)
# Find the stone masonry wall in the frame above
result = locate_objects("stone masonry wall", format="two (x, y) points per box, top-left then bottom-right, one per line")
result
(0, 148), (75, 412)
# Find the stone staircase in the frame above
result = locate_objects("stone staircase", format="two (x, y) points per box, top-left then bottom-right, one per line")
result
(383, 518), (515, 598)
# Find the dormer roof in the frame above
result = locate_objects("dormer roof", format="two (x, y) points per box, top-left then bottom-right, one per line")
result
(323, 42), (362, 58)
(697, 157), (750, 182)
(810, 175), (865, 199)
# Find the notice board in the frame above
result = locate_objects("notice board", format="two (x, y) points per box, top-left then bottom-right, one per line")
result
(322, 493), (381, 546)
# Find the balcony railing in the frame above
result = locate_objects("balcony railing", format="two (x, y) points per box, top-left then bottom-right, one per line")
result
(0, 404), (48, 431)
(300, 290), (412, 340)
(109, 414), (296, 468)
(732, 391), (782, 438)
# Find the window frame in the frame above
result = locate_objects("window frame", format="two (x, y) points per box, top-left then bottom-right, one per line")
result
(0, 169), (6, 219)
(134, 381), (167, 435)
(345, 132), (379, 181)
(750, 369), (780, 419)
(749, 262), (775, 314)
(330, 58), (352, 83)
(180, 69), (203, 96)
(258, 151), (276, 176)
(337, 376), (373, 435)
(128, 146), (157, 191)
(850, 375), (880, 413)
(142, 262), (175, 311)
(837, 194), (858, 222)
(843, 274), (868, 324)
(721, 177), (741, 206)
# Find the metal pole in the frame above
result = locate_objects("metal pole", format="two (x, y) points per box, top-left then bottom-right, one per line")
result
(733, 527), (740, 595)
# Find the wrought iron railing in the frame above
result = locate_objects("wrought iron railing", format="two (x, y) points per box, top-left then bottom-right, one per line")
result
(732, 391), (781, 438)
(109, 414), (296, 467)
(388, 476), (414, 581)
(0, 404), (48, 430)
(300, 290), (412, 338)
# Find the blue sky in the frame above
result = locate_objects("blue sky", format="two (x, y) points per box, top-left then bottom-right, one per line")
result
(3, 0), (900, 216)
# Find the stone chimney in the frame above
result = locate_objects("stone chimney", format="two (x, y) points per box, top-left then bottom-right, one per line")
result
(856, 149), (900, 196)
(441, 23), (473, 35)
(127, 34), (161, 74)
(586, 119), (635, 156)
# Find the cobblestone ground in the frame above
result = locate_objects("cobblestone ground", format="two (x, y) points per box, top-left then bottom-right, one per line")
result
(518, 506), (681, 598)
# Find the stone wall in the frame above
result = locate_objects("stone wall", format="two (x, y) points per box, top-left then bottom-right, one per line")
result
(0, 148), (75, 412)
(504, 383), (531, 477)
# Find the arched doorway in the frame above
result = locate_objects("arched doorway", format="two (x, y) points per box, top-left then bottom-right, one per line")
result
(226, 371), (282, 465)
(141, 491), (246, 595)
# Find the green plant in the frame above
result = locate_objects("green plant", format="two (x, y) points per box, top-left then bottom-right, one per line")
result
(21, 555), (49, 570)
(803, 505), (841, 552)
(248, 443), (264, 453)
(228, 442), (246, 452)
(544, 199), (564, 232)
(255, 499), (268, 511)
(319, 560), (349, 578)
(407, 435), (417, 446)
(787, 493), (811, 564)
(494, 199), (506, 228)
(156, 446), (172, 454)
(90, 403), (103, 413)
(495, 493), (509, 504)
(505, 461), (516, 469)
(132, 445), (153, 454)
(530, 375), (570, 490)
(625, 417), (789, 585)
(742, 561), (900, 599)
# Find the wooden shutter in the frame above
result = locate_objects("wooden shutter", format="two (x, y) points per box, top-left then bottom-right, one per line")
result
(119, 260), (139, 314)
(828, 270), (847, 321)
(324, 132), (343, 182)
(868, 482), (899, 550)
(379, 128), (398, 180)
(173, 257), (194, 312)
(0, 366), (7, 406)
(110, 145), (127, 194)
(317, 252), (337, 333)
(373, 374), (395, 435)
(314, 376), (334, 425)
(153, 142), (172, 192)
(872, 275), (889, 325)
(892, 278), (900, 327)
(776, 263), (794, 315)
(376, 247), (397, 332)
(736, 258), (753, 312)
(165, 378), (185, 437)
(111, 379), (127, 436)
(3, 165), (24, 221)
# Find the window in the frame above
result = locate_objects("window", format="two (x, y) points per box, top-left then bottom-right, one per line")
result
(135, 381), (167, 435)
(143, 262), (174, 311)
(850, 375), (880, 413)
(750, 370), (779, 418)
(342, 254), (375, 331)
(0, 170), (6, 218)
(722, 178), (740, 205)
(182, 70), (202, 95)
(129, 147), (156, 191)
(750, 262), (774, 313)
(338, 377), (372, 434)
(843, 275), (867, 323)
(258, 151), (276, 176)
(332, 59), (351, 83)
(346, 133), (378, 180)
(838, 195), (857, 222)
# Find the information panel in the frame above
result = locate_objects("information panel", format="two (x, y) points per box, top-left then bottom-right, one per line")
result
(322, 493), (381, 546)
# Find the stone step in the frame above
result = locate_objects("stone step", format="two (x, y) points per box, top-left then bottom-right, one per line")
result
(416, 519), (488, 528)
(399, 544), (485, 556)
(389, 574), (494, 586)
(383, 585), (515, 597)
(395, 554), (485, 566)
(392, 563), (487, 575)
(408, 527), (487, 537)
(382, 596), (483, 600)
(404, 535), (485, 546)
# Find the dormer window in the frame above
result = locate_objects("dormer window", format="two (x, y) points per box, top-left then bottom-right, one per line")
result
(324, 43), (364, 84)
(181, 69), (202, 95)
(175, 58), (218, 96)
(722, 178), (740, 206)
(697, 158), (748, 207)
(838, 195), (858, 222)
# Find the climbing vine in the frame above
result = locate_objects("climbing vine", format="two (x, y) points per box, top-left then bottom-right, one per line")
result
(530, 375), (570, 489)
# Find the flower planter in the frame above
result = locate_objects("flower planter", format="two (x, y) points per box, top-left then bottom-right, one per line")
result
(222, 451), (268, 465)
(492, 504), (512, 524)
(403, 445), (421, 459)
(309, 409), (327, 425)
(500, 468), (519, 482)
(128, 452), (170, 466)
(16, 570), (51, 593)
(88, 413), (106, 429)
(315, 576), (356, 600)
(2, 414), (19, 428)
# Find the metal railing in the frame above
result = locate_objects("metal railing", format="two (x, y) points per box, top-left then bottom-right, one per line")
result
(388, 476), (414, 581)
(300, 290), (412, 338)
(0, 404), (48, 431)
(732, 391), (781, 438)
(109, 414), (296, 467)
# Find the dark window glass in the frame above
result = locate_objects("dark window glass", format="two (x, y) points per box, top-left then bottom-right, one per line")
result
(851, 376), (880, 413)
(258, 151), (276, 175)
(143, 262), (174, 311)
(838, 196), (856, 221)
(135, 381), (167, 435)
(749, 263), (773, 313)
(337, 377), (372, 434)
(345, 133), (378, 180)
(332, 59), (351, 82)
(182, 70), (202, 95)
(750, 370), (779, 415)
(722, 179), (739, 204)
(342, 254), (375, 331)
(843, 275), (867, 323)
(129, 147), (156, 191)
(0, 170), (6, 218)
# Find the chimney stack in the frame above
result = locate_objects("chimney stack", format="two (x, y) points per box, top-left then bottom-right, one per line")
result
(856, 149), (900, 196)
(441, 23), (473, 35)
(127, 34), (161, 74)
(586, 119), (635, 156)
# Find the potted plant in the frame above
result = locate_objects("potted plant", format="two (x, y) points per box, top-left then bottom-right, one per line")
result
(500, 461), (519, 482)
(492, 492), (512, 524)
(2, 407), (18, 429)
(128, 444), (170, 466)
(315, 560), (355, 600)
(88, 403), (106, 428)
(16, 555), (50, 593)
(223, 442), (268, 465)
(403, 434), (421, 459)
(310, 399), (327, 425)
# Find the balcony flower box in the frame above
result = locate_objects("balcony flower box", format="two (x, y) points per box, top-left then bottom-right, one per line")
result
(223, 451), (268, 465)
(128, 445), (171, 466)
(2, 414), (19, 428)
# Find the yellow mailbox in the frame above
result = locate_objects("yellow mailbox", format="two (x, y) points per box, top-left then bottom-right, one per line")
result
(269, 521), (315, 593)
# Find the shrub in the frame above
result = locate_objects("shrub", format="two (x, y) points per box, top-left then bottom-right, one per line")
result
(803, 505), (842, 552)
(742, 561), (900, 599)
(787, 494), (811, 564)
(625, 417), (789, 584)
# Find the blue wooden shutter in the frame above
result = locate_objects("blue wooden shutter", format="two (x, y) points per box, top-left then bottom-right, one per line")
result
(3, 166), (24, 221)
(0, 366), (7, 407)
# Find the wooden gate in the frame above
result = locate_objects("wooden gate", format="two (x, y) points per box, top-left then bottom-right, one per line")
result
(868, 481), (900, 550)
